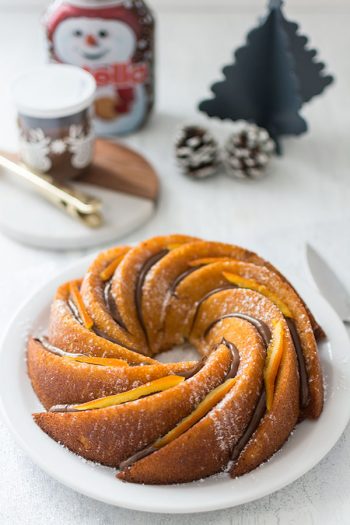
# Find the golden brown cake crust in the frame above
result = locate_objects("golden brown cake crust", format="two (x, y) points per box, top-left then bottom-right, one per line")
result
(112, 235), (198, 352)
(119, 291), (299, 484)
(80, 246), (143, 350)
(29, 233), (324, 485)
(164, 260), (322, 419)
(48, 282), (153, 363)
(27, 337), (197, 410)
(33, 344), (233, 467)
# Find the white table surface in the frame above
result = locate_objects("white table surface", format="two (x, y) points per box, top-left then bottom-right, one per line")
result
(0, 3), (350, 524)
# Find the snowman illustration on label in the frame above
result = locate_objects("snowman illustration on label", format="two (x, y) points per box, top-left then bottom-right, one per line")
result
(48, 3), (153, 135)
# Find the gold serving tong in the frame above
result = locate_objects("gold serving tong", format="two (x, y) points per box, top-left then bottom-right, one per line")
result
(0, 155), (103, 228)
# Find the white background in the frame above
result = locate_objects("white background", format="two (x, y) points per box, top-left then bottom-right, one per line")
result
(0, 0), (349, 8)
(0, 0), (349, 524)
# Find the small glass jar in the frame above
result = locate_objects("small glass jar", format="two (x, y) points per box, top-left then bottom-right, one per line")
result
(12, 64), (96, 181)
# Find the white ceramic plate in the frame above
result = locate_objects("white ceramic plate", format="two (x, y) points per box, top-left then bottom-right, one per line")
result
(0, 257), (350, 514)
(0, 178), (155, 250)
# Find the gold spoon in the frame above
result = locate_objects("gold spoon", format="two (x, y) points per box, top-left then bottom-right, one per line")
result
(0, 154), (103, 228)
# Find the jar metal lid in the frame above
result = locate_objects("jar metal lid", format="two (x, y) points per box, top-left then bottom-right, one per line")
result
(12, 64), (96, 119)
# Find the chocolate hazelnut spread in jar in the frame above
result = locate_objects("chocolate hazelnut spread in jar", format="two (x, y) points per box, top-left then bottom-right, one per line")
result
(44, 0), (155, 137)
(12, 64), (96, 181)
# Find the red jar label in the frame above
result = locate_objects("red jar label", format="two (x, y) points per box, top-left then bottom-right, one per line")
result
(45, 1), (155, 135)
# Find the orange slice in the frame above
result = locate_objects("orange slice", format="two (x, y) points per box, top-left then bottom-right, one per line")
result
(100, 254), (125, 282)
(167, 242), (188, 251)
(65, 355), (129, 368)
(69, 280), (94, 329)
(222, 272), (293, 318)
(153, 377), (236, 449)
(264, 320), (285, 411)
(52, 375), (185, 412)
(188, 257), (237, 267)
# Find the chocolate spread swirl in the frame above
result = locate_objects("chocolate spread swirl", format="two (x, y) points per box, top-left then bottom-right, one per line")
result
(119, 444), (158, 471)
(119, 337), (241, 471)
(175, 358), (206, 379)
(204, 313), (271, 348)
(230, 390), (267, 462)
(201, 312), (271, 464)
(230, 316), (311, 463)
(220, 338), (240, 379)
(67, 297), (139, 352)
(35, 336), (149, 366)
(135, 249), (169, 336)
(227, 315), (271, 464)
(104, 280), (128, 331)
(63, 264), (309, 472)
(190, 285), (237, 331)
(50, 403), (80, 413)
(35, 336), (75, 358)
(286, 318), (309, 409)
(169, 267), (201, 295)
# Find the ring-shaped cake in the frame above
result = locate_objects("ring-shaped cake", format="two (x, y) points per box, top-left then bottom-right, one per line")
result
(28, 235), (324, 484)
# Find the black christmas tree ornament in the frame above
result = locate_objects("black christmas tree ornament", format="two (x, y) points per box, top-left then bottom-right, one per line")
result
(199, 0), (334, 153)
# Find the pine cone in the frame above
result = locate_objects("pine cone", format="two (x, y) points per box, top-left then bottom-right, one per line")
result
(175, 126), (220, 179)
(224, 123), (275, 179)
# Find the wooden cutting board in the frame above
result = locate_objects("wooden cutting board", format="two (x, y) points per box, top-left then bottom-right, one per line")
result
(0, 139), (160, 250)
(81, 139), (159, 202)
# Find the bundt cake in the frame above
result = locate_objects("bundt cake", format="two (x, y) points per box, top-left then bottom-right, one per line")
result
(28, 234), (324, 485)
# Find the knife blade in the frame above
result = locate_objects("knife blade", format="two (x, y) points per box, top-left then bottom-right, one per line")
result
(306, 244), (350, 324)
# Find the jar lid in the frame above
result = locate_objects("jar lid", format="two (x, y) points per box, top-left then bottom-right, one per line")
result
(66, 1), (125, 6)
(12, 64), (96, 119)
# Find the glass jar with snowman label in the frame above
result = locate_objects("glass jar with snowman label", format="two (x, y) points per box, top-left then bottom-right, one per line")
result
(44, 0), (155, 136)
